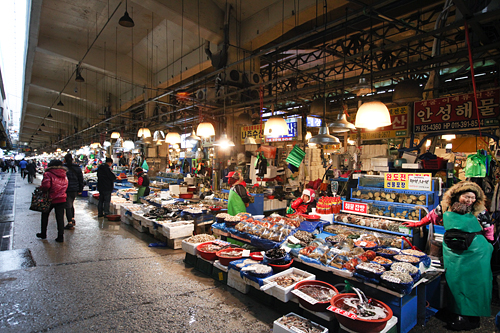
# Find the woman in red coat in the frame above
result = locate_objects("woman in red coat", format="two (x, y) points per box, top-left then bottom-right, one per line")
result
(36, 160), (68, 242)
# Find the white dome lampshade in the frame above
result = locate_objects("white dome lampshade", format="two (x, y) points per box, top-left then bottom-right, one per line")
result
(355, 101), (392, 130)
(213, 133), (235, 149)
(309, 126), (340, 145)
(153, 130), (165, 142)
(264, 115), (288, 137)
(137, 127), (151, 138)
(187, 130), (201, 141)
(110, 131), (120, 139)
(165, 132), (181, 144)
(123, 140), (135, 150)
(196, 122), (215, 138)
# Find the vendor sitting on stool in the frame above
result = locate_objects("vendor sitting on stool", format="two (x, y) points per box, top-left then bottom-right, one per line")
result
(291, 188), (317, 214)
(227, 171), (250, 216)
(134, 167), (150, 202)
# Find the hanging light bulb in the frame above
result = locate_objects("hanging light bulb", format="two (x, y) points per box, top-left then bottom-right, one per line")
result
(118, 0), (135, 27)
(47, 113), (53, 119)
(197, 122), (215, 138)
(213, 133), (235, 149)
(305, 131), (312, 141)
(111, 132), (121, 139)
(329, 113), (356, 133)
(264, 115), (288, 137)
(354, 101), (391, 130)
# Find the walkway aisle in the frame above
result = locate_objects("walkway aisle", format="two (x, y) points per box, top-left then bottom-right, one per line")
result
(0, 173), (278, 333)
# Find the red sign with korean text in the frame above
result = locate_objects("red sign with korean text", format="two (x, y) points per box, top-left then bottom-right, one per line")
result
(342, 201), (368, 214)
(414, 88), (500, 133)
(327, 305), (358, 319)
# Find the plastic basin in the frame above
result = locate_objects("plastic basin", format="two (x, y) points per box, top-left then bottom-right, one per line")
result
(269, 258), (294, 273)
(216, 248), (244, 266)
(250, 252), (264, 261)
(106, 214), (121, 221)
(330, 293), (393, 333)
(293, 280), (338, 312)
(179, 193), (194, 199)
(196, 242), (220, 261)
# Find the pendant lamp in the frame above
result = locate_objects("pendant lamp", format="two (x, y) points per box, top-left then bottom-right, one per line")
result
(123, 140), (135, 150)
(329, 113), (356, 133)
(137, 127), (151, 138)
(236, 111), (253, 125)
(309, 126), (340, 145)
(392, 80), (422, 103)
(165, 132), (181, 144)
(441, 134), (456, 141)
(196, 122), (215, 138)
(187, 130), (201, 141)
(111, 132), (121, 139)
(305, 131), (312, 141)
(118, 0), (135, 27)
(354, 101), (391, 130)
(75, 65), (84, 82)
(264, 115), (288, 137)
(213, 133), (235, 149)
(153, 130), (165, 142)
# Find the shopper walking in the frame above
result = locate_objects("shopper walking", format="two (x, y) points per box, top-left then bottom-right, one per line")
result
(9, 159), (16, 173)
(97, 157), (116, 217)
(226, 171), (250, 216)
(19, 158), (28, 179)
(63, 154), (84, 230)
(36, 160), (68, 242)
(403, 181), (493, 331)
(26, 161), (37, 183)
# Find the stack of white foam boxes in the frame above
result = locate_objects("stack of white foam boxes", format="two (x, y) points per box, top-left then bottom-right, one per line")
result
(304, 148), (326, 181)
(360, 144), (387, 171)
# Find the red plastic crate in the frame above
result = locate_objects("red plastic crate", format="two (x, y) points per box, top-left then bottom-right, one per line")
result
(422, 157), (447, 170)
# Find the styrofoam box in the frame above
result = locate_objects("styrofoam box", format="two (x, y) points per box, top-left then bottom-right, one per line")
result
(213, 260), (228, 272)
(372, 157), (388, 166)
(227, 268), (250, 294)
(181, 240), (202, 256)
(262, 268), (316, 303)
(161, 222), (194, 239)
(169, 185), (180, 194)
(402, 163), (421, 169)
(273, 312), (328, 333)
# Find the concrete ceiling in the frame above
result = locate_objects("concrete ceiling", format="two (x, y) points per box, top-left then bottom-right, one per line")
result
(21, 0), (500, 149)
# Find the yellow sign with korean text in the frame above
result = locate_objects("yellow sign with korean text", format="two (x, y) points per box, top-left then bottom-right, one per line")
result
(384, 172), (433, 191)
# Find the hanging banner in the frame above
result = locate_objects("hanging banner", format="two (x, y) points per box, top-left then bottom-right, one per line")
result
(240, 118), (301, 144)
(201, 136), (215, 147)
(384, 172), (432, 191)
(414, 88), (500, 133)
(351, 106), (409, 140)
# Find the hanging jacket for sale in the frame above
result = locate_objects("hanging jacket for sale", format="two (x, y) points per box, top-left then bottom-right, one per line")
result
(256, 154), (267, 178)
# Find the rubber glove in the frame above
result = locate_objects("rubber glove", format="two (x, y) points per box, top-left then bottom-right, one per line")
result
(291, 198), (303, 210)
(402, 215), (431, 228)
(483, 225), (495, 241)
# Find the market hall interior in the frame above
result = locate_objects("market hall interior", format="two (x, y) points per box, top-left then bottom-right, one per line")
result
(0, 172), (280, 333)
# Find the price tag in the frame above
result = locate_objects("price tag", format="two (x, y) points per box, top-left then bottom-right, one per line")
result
(291, 289), (318, 305)
(288, 235), (300, 244)
(327, 305), (358, 319)
(399, 226), (411, 235)
(242, 250), (250, 257)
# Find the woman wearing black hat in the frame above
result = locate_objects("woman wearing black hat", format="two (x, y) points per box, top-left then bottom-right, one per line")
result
(134, 167), (150, 202)
(403, 181), (494, 331)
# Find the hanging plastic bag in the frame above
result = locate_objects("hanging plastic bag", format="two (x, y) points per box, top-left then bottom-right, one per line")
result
(464, 150), (487, 178)
(141, 160), (149, 171)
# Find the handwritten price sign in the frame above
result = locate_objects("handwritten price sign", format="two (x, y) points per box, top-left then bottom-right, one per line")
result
(342, 201), (368, 214)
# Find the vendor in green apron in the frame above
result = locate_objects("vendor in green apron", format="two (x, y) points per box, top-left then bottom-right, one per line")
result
(403, 181), (494, 331)
(134, 167), (150, 202)
(226, 171), (250, 216)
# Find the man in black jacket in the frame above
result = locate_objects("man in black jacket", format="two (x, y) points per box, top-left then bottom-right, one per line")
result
(97, 157), (116, 217)
(26, 161), (37, 183)
(63, 154), (84, 229)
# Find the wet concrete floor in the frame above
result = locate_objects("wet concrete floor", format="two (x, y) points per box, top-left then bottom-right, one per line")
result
(0, 172), (499, 332)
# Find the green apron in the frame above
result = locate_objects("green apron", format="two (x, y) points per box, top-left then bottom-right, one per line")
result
(443, 211), (493, 316)
(136, 186), (148, 202)
(228, 188), (246, 216)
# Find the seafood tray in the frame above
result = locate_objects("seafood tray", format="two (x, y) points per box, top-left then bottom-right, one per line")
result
(273, 312), (328, 333)
(261, 268), (316, 303)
